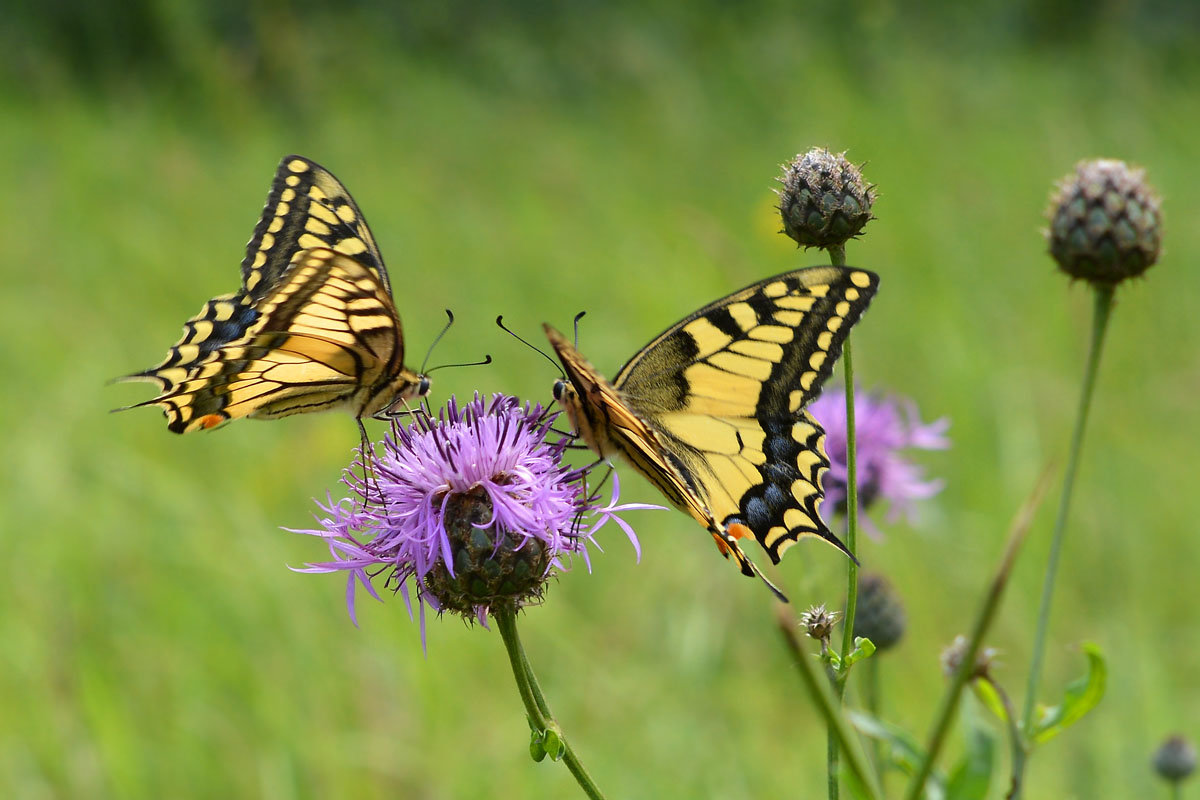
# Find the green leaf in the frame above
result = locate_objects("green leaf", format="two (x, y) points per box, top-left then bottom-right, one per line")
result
(1031, 642), (1107, 745)
(848, 710), (945, 799)
(543, 727), (565, 761)
(845, 637), (877, 669)
(945, 705), (996, 800)
(529, 730), (547, 762)
(971, 678), (1009, 725)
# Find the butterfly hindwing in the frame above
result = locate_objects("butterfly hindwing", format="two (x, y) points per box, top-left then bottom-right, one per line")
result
(121, 156), (427, 433)
(548, 266), (878, 599)
(126, 249), (411, 432)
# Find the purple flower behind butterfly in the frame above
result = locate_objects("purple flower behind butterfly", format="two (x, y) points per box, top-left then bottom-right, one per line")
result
(294, 393), (654, 639)
(810, 388), (949, 536)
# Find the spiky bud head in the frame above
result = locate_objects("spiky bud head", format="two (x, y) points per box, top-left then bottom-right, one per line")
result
(778, 147), (876, 250)
(1046, 158), (1162, 286)
(800, 603), (841, 644)
(851, 573), (906, 652)
(425, 488), (551, 617)
(1153, 735), (1197, 784)
(940, 635), (998, 681)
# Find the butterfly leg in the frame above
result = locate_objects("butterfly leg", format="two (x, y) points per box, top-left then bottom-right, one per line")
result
(355, 416), (385, 508)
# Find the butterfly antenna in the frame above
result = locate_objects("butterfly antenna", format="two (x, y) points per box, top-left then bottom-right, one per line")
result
(496, 315), (565, 380)
(425, 354), (493, 375)
(572, 311), (587, 348)
(419, 309), (456, 376)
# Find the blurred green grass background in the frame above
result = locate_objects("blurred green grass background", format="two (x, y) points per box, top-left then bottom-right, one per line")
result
(3, 3), (1199, 797)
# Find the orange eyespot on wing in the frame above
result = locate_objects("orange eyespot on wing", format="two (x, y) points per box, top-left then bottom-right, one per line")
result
(197, 414), (226, 430)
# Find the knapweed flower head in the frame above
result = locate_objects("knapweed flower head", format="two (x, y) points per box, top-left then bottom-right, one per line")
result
(810, 387), (949, 537)
(777, 147), (876, 250)
(1046, 158), (1162, 287)
(295, 394), (652, 638)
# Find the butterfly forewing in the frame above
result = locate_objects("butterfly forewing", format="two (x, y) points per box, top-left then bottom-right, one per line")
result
(242, 155), (389, 299)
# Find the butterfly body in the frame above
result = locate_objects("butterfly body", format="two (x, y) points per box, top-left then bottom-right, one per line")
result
(546, 266), (879, 600)
(120, 156), (429, 432)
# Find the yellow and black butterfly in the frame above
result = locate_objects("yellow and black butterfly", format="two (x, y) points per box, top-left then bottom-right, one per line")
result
(545, 266), (879, 601)
(119, 155), (430, 432)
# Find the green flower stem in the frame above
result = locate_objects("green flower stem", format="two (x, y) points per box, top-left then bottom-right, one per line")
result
(864, 657), (883, 775)
(777, 607), (884, 800)
(494, 605), (605, 800)
(824, 243), (861, 667)
(826, 241), (863, 800)
(902, 471), (1048, 800)
(838, 338), (860, 670)
(826, 656), (841, 800)
(1170, 783), (1181, 800)
(1019, 285), (1114, 755)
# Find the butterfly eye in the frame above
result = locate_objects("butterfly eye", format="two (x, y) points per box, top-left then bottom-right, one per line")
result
(417, 376), (432, 397)
(552, 379), (568, 402)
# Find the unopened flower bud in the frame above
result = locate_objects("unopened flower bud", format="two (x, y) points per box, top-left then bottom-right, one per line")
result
(1153, 734), (1197, 784)
(1046, 158), (1162, 286)
(778, 148), (876, 250)
(852, 573), (906, 651)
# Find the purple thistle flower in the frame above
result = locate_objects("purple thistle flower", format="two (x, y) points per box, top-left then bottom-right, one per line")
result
(292, 394), (654, 638)
(809, 387), (949, 537)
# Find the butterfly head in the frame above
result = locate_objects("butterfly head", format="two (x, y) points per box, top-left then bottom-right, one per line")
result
(368, 369), (432, 419)
(544, 323), (613, 458)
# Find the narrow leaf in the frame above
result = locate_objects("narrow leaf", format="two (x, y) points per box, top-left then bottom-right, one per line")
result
(1031, 643), (1107, 745)
(945, 704), (996, 800)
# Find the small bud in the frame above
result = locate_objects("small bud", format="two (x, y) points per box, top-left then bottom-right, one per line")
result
(778, 147), (876, 250)
(800, 603), (840, 643)
(425, 487), (551, 617)
(851, 573), (906, 652)
(1153, 734), (1197, 784)
(940, 635), (998, 681)
(1046, 158), (1162, 286)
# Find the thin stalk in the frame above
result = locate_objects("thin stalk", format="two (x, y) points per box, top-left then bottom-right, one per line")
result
(980, 677), (1023, 800)
(864, 657), (883, 776)
(494, 605), (606, 800)
(1019, 286), (1115, 748)
(902, 470), (1049, 800)
(838, 339), (860, 668)
(827, 658), (840, 800)
(825, 241), (863, 800)
(777, 607), (884, 800)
